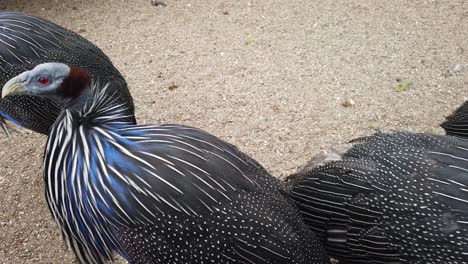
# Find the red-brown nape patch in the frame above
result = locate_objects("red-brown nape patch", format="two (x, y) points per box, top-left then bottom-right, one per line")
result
(57, 66), (91, 98)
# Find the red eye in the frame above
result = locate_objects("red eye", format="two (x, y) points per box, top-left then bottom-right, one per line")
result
(38, 76), (49, 85)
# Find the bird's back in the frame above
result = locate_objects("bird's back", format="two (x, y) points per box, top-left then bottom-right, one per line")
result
(288, 132), (468, 263)
(44, 97), (328, 263)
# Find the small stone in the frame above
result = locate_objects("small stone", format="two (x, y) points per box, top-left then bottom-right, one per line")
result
(223, 11), (229, 15)
(168, 84), (179, 91)
(271, 105), (280, 113)
(341, 98), (355, 107)
(450, 64), (465, 75)
(151, 0), (167, 6)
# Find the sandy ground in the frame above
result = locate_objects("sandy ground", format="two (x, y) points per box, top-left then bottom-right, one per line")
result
(0, 0), (467, 263)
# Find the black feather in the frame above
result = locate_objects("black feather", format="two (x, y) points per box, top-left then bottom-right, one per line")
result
(441, 101), (468, 138)
(288, 132), (468, 264)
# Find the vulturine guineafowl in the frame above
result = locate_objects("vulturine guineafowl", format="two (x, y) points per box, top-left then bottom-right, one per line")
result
(0, 12), (135, 135)
(287, 132), (468, 263)
(2, 62), (330, 264)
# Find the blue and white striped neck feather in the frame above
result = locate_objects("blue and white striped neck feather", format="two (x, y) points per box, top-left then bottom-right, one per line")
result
(43, 84), (286, 263)
(45, 83), (132, 262)
(57, 83), (133, 127)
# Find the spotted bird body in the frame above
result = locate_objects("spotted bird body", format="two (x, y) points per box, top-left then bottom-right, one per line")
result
(46, 89), (327, 263)
(2, 63), (328, 263)
(288, 132), (468, 263)
(0, 12), (134, 134)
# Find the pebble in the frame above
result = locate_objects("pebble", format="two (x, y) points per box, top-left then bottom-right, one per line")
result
(150, 0), (167, 7)
(341, 98), (355, 107)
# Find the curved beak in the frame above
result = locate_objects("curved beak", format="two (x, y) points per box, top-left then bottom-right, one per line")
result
(2, 76), (27, 98)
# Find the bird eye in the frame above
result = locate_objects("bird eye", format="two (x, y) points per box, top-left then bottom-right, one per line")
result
(38, 76), (49, 85)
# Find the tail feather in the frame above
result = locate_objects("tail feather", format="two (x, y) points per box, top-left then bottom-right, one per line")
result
(441, 101), (468, 138)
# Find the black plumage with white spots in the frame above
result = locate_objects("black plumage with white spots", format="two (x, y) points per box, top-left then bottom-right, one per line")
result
(2, 63), (329, 264)
(288, 132), (468, 263)
(0, 12), (135, 134)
